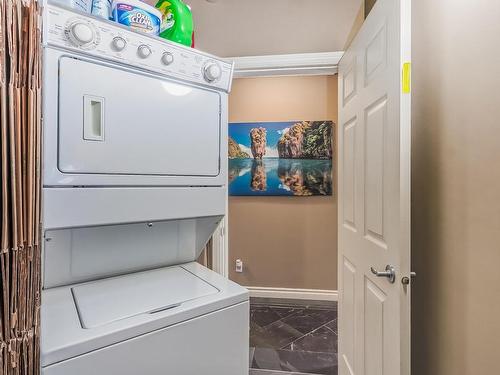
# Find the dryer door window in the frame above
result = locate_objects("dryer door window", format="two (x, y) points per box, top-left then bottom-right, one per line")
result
(58, 57), (221, 177)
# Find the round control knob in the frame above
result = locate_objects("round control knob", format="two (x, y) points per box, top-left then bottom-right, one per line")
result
(112, 37), (126, 51)
(203, 62), (222, 82)
(137, 45), (152, 59)
(161, 52), (174, 66)
(68, 21), (95, 46)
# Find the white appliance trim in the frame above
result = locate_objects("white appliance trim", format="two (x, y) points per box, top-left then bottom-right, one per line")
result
(211, 218), (228, 278)
(245, 286), (338, 301)
(227, 52), (344, 78)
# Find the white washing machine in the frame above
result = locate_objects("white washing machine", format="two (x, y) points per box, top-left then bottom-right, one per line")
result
(41, 3), (248, 374)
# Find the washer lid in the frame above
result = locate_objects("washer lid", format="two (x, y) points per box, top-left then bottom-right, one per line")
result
(72, 266), (219, 329)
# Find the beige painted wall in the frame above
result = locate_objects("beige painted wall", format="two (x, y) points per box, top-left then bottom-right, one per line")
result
(143, 0), (362, 57)
(344, 3), (365, 50)
(180, 0), (362, 57)
(412, 0), (500, 374)
(228, 75), (338, 289)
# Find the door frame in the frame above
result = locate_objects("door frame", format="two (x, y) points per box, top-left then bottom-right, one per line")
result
(213, 51), (344, 278)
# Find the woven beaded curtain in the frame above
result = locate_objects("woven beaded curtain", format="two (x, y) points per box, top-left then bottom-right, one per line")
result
(0, 0), (42, 373)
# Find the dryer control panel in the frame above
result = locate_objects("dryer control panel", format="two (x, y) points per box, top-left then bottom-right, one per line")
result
(44, 4), (233, 92)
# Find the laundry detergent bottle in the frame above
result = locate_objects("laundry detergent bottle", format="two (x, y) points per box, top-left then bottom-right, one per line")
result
(155, 0), (193, 46)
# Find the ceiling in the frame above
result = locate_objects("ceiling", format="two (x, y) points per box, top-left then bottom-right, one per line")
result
(146, 0), (362, 57)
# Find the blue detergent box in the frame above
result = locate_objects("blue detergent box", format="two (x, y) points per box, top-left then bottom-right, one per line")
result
(112, 1), (161, 36)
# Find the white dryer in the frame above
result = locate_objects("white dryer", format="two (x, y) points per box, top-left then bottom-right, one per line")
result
(41, 3), (248, 375)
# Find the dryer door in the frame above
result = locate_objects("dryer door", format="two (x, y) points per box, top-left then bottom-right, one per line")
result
(58, 57), (221, 177)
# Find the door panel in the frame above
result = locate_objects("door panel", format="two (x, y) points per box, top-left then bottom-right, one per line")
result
(341, 257), (356, 375)
(365, 24), (387, 84)
(364, 277), (385, 375)
(58, 57), (221, 177)
(338, 0), (411, 375)
(343, 60), (357, 105)
(343, 118), (357, 229)
(364, 96), (387, 247)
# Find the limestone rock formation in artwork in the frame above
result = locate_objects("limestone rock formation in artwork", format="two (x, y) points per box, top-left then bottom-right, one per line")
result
(277, 121), (332, 159)
(250, 160), (267, 191)
(277, 121), (308, 158)
(228, 137), (250, 159)
(277, 159), (332, 196)
(302, 121), (333, 159)
(250, 127), (267, 159)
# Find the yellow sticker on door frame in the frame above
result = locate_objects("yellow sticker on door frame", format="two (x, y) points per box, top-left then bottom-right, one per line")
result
(402, 62), (411, 93)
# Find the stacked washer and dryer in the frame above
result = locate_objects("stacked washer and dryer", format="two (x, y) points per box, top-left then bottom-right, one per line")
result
(41, 3), (249, 374)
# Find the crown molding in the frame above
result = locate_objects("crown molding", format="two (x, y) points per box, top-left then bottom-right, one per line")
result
(226, 51), (344, 78)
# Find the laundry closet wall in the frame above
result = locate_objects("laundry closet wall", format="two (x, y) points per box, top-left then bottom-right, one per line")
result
(412, 0), (500, 374)
(228, 75), (338, 290)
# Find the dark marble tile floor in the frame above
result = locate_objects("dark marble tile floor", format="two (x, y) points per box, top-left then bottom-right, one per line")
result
(249, 298), (338, 375)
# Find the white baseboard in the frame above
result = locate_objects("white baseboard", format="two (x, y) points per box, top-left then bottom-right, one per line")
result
(245, 286), (338, 301)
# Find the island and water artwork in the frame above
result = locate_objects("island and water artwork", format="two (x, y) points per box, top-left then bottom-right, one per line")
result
(228, 121), (334, 196)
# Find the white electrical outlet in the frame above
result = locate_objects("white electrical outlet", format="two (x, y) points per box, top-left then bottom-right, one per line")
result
(235, 259), (243, 273)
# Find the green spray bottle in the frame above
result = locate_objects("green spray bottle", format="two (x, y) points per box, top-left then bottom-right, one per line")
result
(155, 0), (193, 47)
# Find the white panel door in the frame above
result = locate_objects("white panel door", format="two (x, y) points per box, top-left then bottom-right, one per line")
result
(338, 0), (411, 375)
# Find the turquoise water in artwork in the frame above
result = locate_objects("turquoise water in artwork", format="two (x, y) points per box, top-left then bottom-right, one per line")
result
(229, 158), (333, 197)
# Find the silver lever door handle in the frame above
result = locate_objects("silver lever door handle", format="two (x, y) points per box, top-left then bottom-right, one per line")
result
(370, 265), (396, 283)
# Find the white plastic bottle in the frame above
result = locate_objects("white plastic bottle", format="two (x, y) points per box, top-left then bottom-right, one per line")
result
(54, 0), (92, 13)
(92, 0), (112, 19)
